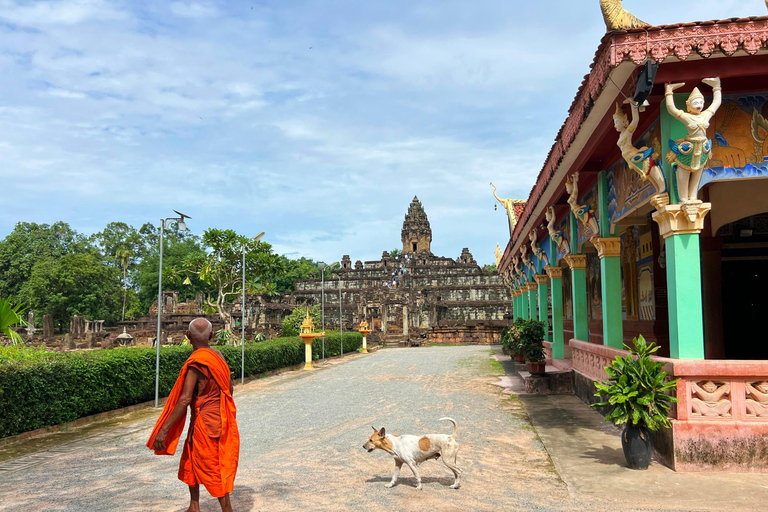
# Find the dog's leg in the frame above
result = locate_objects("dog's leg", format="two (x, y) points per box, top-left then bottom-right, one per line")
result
(405, 461), (422, 490)
(442, 448), (463, 489)
(385, 460), (403, 488)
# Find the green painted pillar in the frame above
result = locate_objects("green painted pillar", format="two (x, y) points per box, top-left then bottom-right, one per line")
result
(513, 289), (520, 319)
(566, 255), (588, 342)
(546, 266), (565, 358)
(595, 171), (624, 349)
(528, 284), (537, 321)
(521, 285), (529, 320)
(664, 234), (705, 359)
(535, 275), (549, 340)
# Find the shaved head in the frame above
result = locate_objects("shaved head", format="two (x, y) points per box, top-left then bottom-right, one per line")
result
(188, 318), (213, 343)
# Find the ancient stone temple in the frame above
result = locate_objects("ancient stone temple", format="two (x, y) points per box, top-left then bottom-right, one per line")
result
(281, 197), (512, 345)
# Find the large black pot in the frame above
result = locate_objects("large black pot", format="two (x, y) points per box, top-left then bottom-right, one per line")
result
(621, 425), (653, 470)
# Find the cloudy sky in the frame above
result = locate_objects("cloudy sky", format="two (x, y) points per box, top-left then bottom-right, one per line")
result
(0, 0), (761, 264)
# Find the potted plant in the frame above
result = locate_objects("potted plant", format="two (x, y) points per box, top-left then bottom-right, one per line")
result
(510, 318), (526, 362)
(591, 335), (679, 470)
(520, 320), (546, 375)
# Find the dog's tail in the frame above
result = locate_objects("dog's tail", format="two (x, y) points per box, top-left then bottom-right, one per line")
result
(439, 417), (458, 438)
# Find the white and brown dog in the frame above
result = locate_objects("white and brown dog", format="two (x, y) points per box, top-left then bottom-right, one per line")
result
(363, 417), (462, 490)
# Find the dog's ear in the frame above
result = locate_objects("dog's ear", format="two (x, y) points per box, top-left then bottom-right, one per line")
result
(379, 427), (386, 437)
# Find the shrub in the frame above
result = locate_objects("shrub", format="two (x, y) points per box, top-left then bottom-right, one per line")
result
(281, 304), (321, 337)
(591, 335), (679, 431)
(0, 331), (362, 438)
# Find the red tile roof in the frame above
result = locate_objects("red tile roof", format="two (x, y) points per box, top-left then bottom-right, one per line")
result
(508, 16), (768, 249)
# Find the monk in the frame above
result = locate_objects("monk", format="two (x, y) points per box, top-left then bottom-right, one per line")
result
(147, 318), (240, 512)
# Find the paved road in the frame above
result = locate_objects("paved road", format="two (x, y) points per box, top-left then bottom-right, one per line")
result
(0, 346), (707, 511)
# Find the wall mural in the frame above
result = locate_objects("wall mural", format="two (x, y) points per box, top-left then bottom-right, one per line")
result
(637, 224), (655, 321)
(587, 252), (602, 321)
(563, 267), (573, 321)
(701, 91), (768, 187)
(555, 214), (569, 262)
(607, 119), (662, 225)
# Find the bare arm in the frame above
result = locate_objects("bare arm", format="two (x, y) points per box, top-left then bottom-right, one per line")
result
(665, 82), (685, 119)
(629, 102), (640, 132)
(153, 367), (201, 451)
(703, 77), (722, 117)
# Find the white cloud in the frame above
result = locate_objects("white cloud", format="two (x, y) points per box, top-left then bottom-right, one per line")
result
(169, 2), (219, 19)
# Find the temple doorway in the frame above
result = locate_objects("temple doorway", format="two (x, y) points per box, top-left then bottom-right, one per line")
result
(719, 213), (768, 360)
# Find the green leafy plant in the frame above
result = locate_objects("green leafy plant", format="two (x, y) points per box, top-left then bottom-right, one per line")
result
(591, 335), (679, 431)
(253, 333), (267, 342)
(520, 320), (545, 362)
(0, 297), (26, 345)
(214, 328), (231, 346)
(281, 304), (321, 337)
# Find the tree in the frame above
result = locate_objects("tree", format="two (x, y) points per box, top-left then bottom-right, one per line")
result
(483, 263), (498, 274)
(389, 248), (402, 259)
(275, 256), (324, 293)
(179, 229), (284, 337)
(281, 304), (321, 337)
(0, 222), (92, 298)
(115, 247), (132, 321)
(90, 222), (142, 268)
(20, 254), (123, 330)
(0, 297), (26, 345)
(133, 226), (207, 314)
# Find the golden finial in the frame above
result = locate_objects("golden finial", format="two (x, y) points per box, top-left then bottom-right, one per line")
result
(600, 0), (650, 31)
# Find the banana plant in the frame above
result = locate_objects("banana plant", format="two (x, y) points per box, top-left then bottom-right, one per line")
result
(0, 297), (27, 345)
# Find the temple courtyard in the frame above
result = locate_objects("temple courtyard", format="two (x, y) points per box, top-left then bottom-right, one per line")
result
(0, 346), (765, 512)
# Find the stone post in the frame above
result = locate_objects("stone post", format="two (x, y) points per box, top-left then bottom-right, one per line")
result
(652, 201), (711, 359)
(545, 266), (565, 359)
(403, 305), (409, 338)
(564, 254), (588, 342)
(26, 311), (36, 336)
(42, 314), (54, 340)
(534, 274), (549, 341)
(527, 282), (538, 321)
(593, 237), (624, 349)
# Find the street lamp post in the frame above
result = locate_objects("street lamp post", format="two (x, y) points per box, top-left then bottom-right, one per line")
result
(318, 262), (326, 362)
(338, 273), (343, 358)
(155, 210), (191, 408)
(240, 232), (265, 386)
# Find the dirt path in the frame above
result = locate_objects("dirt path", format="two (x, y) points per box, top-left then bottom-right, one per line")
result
(0, 346), (706, 511)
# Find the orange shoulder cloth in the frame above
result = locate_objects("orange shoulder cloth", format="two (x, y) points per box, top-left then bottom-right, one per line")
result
(146, 348), (239, 457)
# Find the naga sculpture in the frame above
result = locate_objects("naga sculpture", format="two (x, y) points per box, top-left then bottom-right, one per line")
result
(665, 78), (722, 203)
(613, 102), (666, 195)
(565, 171), (600, 238)
(490, 182), (526, 235)
(528, 230), (549, 268)
(545, 206), (570, 258)
(600, 0), (650, 31)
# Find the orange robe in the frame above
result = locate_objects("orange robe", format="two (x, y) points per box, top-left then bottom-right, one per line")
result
(147, 348), (240, 498)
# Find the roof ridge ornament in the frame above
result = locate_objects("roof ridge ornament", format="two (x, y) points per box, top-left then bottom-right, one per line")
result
(600, 0), (650, 31)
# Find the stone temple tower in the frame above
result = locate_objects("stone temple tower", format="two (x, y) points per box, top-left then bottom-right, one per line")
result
(401, 196), (432, 254)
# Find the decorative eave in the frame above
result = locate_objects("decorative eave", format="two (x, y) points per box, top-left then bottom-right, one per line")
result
(506, 16), (768, 260)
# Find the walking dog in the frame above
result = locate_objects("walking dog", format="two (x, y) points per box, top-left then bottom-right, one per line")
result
(363, 417), (462, 490)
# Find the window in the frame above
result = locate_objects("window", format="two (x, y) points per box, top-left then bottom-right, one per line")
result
(413, 242), (418, 252)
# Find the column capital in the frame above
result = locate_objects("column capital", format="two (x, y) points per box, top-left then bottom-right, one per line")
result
(652, 201), (712, 239)
(526, 283), (538, 292)
(545, 265), (564, 279)
(592, 237), (622, 259)
(533, 274), (549, 285)
(564, 254), (587, 270)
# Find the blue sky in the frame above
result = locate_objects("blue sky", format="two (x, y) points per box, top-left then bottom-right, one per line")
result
(0, 0), (761, 264)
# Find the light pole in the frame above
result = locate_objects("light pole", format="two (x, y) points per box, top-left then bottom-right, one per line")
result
(318, 262), (326, 362)
(338, 273), (343, 358)
(240, 232), (265, 386)
(155, 210), (191, 408)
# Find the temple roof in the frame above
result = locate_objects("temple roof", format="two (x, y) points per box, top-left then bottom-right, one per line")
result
(509, 15), (768, 247)
(402, 196), (432, 235)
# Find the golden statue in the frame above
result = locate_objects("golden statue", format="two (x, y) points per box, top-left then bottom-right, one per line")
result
(565, 171), (600, 238)
(545, 206), (570, 257)
(495, 244), (503, 267)
(665, 78), (722, 203)
(600, 0), (649, 31)
(490, 182), (526, 234)
(613, 102), (667, 195)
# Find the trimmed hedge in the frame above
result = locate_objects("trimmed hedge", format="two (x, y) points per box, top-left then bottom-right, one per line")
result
(0, 331), (361, 438)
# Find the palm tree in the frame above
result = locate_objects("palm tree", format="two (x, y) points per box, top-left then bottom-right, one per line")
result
(0, 297), (26, 345)
(115, 247), (132, 322)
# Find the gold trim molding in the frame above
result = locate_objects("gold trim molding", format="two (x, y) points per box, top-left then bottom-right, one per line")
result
(564, 254), (587, 270)
(652, 201), (712, 239)
(592, 237), (622, 259)
(545, 266), (564, 279)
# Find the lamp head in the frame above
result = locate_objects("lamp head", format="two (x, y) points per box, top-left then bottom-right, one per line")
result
(177, 220), (187, 232)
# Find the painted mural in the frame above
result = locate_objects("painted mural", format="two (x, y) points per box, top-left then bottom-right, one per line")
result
(637, 225), (655, 321)
(700, 91), (768, 187)
(563, 266), (573, 321)
(556, 215), (569, 262)
(587, 252), (602, 321)
(607, 119), (661, 225)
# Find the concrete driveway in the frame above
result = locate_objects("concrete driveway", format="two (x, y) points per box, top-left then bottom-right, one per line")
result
(0, 346), (730, 511)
